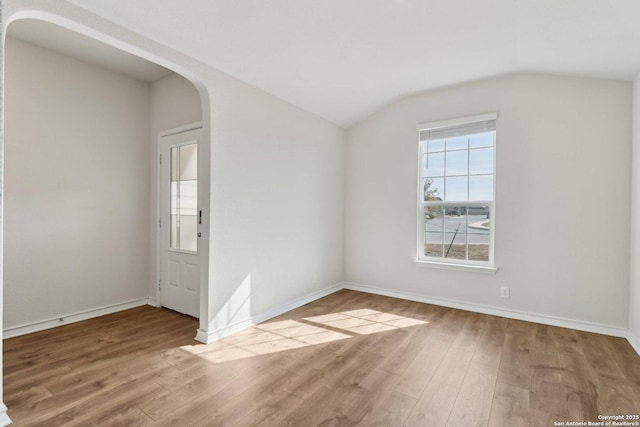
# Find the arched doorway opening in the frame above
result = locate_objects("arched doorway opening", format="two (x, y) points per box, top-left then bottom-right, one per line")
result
(1, 15), (211, 333)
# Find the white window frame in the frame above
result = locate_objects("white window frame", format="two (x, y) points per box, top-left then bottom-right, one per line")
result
(415, 112), (498, 274)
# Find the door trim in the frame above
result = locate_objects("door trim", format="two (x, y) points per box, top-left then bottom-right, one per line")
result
(155, 122), (205, 318)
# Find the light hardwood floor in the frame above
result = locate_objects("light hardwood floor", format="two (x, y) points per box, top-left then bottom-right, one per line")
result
(4, 289), (640, 426)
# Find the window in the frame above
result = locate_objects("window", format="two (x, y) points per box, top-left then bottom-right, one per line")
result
(170, 143), (198, 252)
(417, 113), (496, 270)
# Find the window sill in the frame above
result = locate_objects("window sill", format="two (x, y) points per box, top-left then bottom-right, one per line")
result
(414, 259), (498, 275)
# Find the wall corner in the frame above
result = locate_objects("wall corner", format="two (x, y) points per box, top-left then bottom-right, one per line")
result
(629, 74), (640, 341)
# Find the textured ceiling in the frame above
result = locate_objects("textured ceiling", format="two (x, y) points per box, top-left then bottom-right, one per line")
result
(55, 0), (640, 127)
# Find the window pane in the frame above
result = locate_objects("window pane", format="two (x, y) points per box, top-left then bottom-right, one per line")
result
(425, 232), (443, 257)
(446, 136), (468, 151)
(424, 177), (444, 201)
(445, 176), (467, 201)
(443, 232), (467, 259)
(469, 148), (493, 175)
(424, 206), (444, 232)
(444, 208), (466, 233)
(171, 147), (179, 181)
(170, 180), (178, 249)
(170, 182), (179, 215)
(179, 181), (197, 215)
(468, 206), (490, 261)
(468, 242), (489, 261)
(469, 131), (494, 148)
(467, 206), (490, 228)
(468, 214), (490, 236)
(169, 142), (198, 252)
(424, 151), (445, 178)
(427, 139), (445, 153)
(423, 203), (492, 262)
(469, 175), (493, 201)
(179, 144), (198, 180)
(445, 150), (468, 176)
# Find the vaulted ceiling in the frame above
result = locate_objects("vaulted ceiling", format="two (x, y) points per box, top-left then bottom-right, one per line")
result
(56, 0), (640, 127)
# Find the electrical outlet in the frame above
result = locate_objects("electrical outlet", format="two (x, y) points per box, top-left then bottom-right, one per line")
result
(500, 286), (510, 299)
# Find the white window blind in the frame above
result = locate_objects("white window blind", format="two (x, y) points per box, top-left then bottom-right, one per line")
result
(420, 119), (496, 141)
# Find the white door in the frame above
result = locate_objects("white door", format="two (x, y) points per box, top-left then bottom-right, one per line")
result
(159, 127), (201, 318)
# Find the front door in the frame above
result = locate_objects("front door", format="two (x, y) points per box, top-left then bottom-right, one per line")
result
(159, 127), (201, 318)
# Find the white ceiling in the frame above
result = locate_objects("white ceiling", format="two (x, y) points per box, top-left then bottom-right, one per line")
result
(7, 19), (172, 83)
(40, 1), (640, 126)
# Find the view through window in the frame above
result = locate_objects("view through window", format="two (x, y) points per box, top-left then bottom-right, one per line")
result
(418, 114), (496, 265)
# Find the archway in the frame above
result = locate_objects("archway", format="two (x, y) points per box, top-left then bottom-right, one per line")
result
(0, 3), (213, 424)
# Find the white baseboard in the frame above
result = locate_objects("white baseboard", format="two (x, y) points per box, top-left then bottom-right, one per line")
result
(5, 281), (637, 359)
(195, 328), (210, 343)
(341, 282), (630, 338)
(194, 281), (639, 358)
(2, 298), (151, 338)
(628, 330), (640, 356)
(194, 283), (343, 344)
(0, 403), (11, 427)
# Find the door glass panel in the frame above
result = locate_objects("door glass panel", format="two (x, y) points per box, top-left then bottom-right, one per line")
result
(179, 143), (198, 180)
(170, 143), (198, 252)
(179, 181), (197, 214)
(171, 147), (179, 181)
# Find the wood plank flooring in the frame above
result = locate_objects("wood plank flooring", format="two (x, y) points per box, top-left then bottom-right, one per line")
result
(4, 289), (640, 426)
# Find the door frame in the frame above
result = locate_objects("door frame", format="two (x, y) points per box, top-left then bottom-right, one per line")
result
(155, 122), (206, 320)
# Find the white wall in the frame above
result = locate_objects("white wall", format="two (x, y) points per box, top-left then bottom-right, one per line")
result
(148, 73), (202, 300)
(3, 37), (151, 329)
(145, 61), (345, 336)
(0, 0), (636, 354)
(345, 74), (632, 331)
(630, 75), (640, 349)
(0, 0), (347, 346)
(206, 72), (345, 333)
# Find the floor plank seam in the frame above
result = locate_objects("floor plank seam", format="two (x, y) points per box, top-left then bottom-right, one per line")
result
(5, 292), (640, 426)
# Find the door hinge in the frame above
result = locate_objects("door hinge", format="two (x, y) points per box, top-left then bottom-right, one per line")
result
(158, 280), (161, 291)
(159, 154), (162, 165)
(159, 216), (162, 228)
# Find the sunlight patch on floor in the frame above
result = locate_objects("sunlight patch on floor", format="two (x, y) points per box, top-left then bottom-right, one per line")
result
(180, 309), (427, 364)
(180, 319), (351, 363)
(304, 308), (427, 334)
